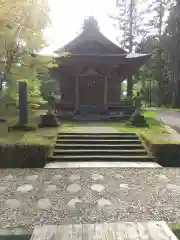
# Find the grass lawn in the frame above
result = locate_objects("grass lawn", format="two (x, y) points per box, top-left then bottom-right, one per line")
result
(111, 110), (170, 144)
(0, 107), (60, 146)
(61, 110), (169, 143)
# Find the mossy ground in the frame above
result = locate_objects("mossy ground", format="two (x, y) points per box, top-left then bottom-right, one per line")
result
(0, 108), (177, 146)
(60, 110), (169, 144)
(0, 107), (59, 146)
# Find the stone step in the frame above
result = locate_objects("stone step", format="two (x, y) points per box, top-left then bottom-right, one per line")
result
(57, 135), (139, 140)
(56, 139), (141, 144)
(49, 155), (154, 162)
(45, 161), (162, 168)
(58, 132), (137, 135)
(54, 143), (144, 150)
(53, 149), (148, 156)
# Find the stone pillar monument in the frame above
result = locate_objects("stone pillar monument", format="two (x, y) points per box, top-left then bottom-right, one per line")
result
(19, 81), (28, 125)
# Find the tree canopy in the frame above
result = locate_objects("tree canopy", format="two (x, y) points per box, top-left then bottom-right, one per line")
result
(0, 0), (52, 104)
(112, 0), (180, 108)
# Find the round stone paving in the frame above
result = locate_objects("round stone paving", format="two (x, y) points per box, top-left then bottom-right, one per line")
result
(98, 198), (112, 208)
(166, 184), (180, 191)
(69, 175), (80, 181)
(4, 175), (14, 181)
(0, 186), (8, 193)
(67, 184), (81, 193)
(5, 199), (21, 209)
(17, 184), (33, 193)
(36, 198), (52, 210)
(43, 185), (57, 192)
(52, 174), (63, 180)
(119, 184), (129, 192)
(115, 174), (124, 179)
(53, 202), (64, 211)
(67, 198), (82, 209)
(92, 174), (104, 181)
(158, 175), (169, 182)
(91, 184), (105, 192)
(25, 175), (38, 181)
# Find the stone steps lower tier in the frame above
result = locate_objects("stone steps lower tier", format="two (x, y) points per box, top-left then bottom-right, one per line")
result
(48, 132), (156, 163)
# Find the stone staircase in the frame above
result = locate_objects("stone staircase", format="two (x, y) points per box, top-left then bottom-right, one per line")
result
(48, 132), (155, 163)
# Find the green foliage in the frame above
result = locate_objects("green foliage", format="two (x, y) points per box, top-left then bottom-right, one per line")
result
(12, 77), (46, 107)
(40, 75), (60, 100)
(0, 0), (51, 106)
(134, 0), (179, 107)
(112, 0), (147, 51)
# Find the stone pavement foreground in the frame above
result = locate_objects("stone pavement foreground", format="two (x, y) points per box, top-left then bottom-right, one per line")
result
(0, 169), (180, 232)
(31, 221), (178, 240)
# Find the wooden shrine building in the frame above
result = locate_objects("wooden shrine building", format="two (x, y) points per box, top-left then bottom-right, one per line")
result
(50, 17), (151, 120)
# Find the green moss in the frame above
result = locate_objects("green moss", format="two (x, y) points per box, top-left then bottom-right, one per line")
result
(109, 110), (169, 143)
(0, 108), (58, 146)
(0, 109), (176, 146)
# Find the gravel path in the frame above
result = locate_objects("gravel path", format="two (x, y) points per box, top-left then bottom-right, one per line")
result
(0, 169), (180, 232)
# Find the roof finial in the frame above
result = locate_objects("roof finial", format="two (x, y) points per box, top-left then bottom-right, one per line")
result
(83, 16), (99, 31)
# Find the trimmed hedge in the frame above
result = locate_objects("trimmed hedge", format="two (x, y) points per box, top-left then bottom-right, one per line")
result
(0, 144), (50, 168)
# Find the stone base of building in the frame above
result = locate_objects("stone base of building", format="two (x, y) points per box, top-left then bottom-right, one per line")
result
(56, 102), (134, 121)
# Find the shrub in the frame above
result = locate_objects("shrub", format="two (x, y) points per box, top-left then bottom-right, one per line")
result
(0, 144), (50, 168)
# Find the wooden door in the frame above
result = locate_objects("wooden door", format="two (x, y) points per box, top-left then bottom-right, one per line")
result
(79, 76), (104, 106)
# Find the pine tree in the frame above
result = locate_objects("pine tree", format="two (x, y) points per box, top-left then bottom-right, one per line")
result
(111, 0), (147, 98)
(144, 0), (172, 106)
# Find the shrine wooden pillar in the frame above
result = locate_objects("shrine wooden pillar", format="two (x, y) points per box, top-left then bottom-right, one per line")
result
(104, 68), (110, 110)
(127, 74), (133, 98)
(104, 76), (108, 109)
(75, 74), (79, 111)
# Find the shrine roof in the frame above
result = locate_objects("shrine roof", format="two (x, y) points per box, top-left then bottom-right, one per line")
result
(54, 53), (151, 65)
(52, 17), (151, 67)
(55, 52), (150, 58)
(54, 17), (127, 56)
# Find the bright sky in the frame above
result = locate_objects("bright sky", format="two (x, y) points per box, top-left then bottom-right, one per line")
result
(42, 0), (167, 55)
(42, 0), (121, 54)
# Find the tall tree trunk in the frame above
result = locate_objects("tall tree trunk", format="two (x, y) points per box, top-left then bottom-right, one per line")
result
(127, 0), (133, 98)
(172, 0), (180, 108)
(157, 0), (163, 107)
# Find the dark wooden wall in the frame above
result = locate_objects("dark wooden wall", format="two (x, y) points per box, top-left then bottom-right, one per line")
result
(107, 78), (121, 103)
(55, 66), (123, 106)
(59, 74), (76, 104)
(79, 76), (104, 105)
